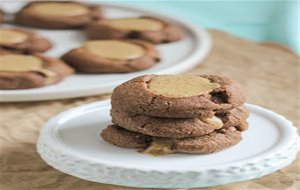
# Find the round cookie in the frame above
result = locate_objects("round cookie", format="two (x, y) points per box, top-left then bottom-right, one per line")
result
(0, 50), (74, 89)
(15, 1), (102, 29)
(61, 40), (160, 73)
(111, 106), (249, 139)
(111, 75), (247, 118)
(0, 28), (52, 53)
(86, 16), (183, 44)
(101, 125), (242, 155)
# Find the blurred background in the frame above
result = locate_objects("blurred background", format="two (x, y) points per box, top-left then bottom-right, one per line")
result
(111, 0), (299, 54)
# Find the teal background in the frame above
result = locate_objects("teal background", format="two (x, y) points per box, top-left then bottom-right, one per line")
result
(108, 0), (299, 54)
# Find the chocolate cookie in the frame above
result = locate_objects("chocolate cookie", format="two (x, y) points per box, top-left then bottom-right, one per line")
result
(86, 16), (183, 44)
(111, 106), (249, 139)
(0, 50), (74, 89)
(111, 75), (247, 118)
(101, 125), (242, 155)
(0, 28), (52, 53)
(61, 40), (160, 73)
(15, 1), (102, 29)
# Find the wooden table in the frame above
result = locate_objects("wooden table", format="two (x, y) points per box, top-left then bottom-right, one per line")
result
(1, 30), (299, 190)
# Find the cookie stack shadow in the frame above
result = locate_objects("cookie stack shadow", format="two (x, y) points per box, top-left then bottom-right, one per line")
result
(101, 75), (249, 156)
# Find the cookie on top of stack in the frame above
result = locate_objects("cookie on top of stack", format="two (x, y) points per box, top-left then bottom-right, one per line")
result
(101, 75), (249, 156)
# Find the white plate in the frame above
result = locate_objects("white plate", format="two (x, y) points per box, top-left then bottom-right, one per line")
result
(37, 100), (299, 188)
(0, 2), (211, 102)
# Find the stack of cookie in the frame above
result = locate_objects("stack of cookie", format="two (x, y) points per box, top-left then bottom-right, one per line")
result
(101, 75), (249, 156)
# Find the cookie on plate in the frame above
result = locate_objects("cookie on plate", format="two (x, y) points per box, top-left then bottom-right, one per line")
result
(0, 50), (74, 89)
(15, 1), (102, 29)
(86, 16), (183, 44)
(101, 125), (242, 155)
(111, 75), (247, 118)
(0, 28), (52, 53)
(61, 40), (160, 73)
(111, 106), (249, 138)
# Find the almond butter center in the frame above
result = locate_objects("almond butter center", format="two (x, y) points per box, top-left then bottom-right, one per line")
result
(84, 40), (145, 60)
(29, 3), (89, 16)
(102, 18), (164, 31)
(148, 75), (220, 98)
(0, 29), (28, 44)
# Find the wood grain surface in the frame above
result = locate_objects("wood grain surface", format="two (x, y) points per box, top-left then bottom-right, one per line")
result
(0, 30), (299, 190)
